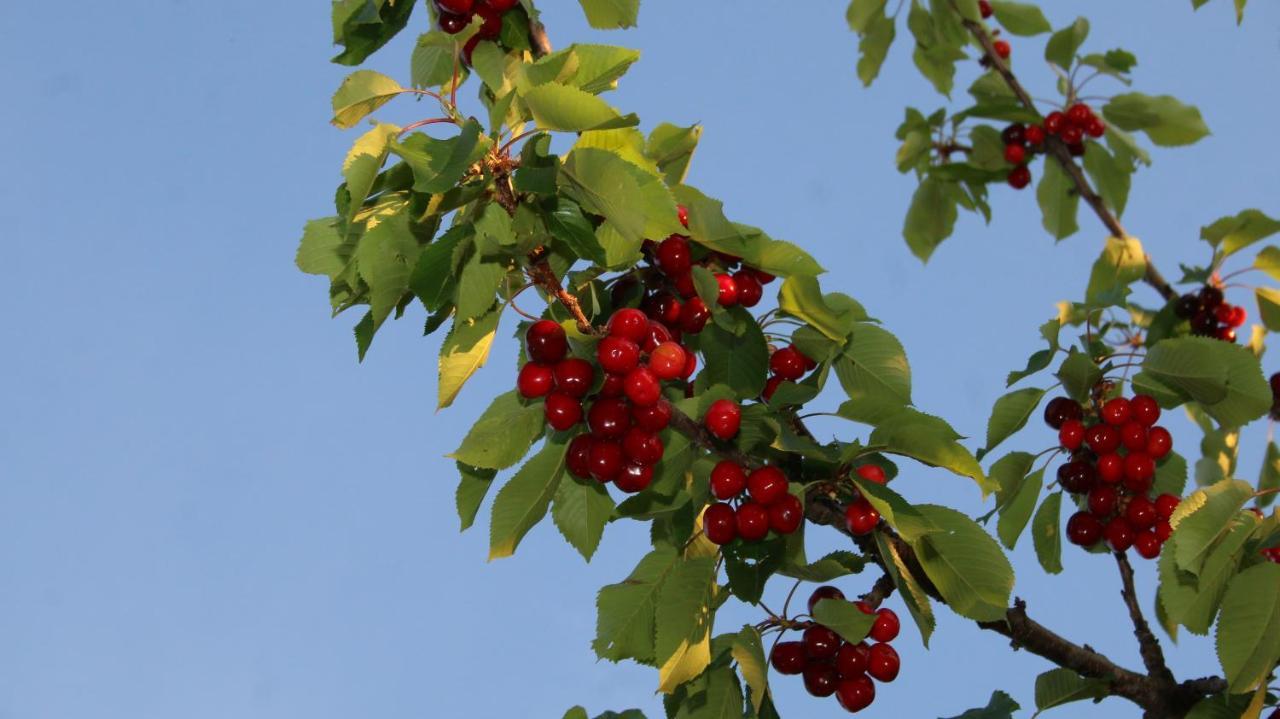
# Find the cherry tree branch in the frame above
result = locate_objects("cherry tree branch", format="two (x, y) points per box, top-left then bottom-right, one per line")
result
(1115, 551), (1176, 683)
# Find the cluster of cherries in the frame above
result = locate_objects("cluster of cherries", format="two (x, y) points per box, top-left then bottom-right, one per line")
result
(703, 462), (802, 545)
(977, 1), (1012, 61)
(843, 465), (889, 536)
(770, 586), (902, 713)
(1174, 284), (1246, 343)
(1002, 104), (1105, 189)
(434, 0), (517, 36)
(1047, 394), (1182, 559)
(762, 344), (818, 402)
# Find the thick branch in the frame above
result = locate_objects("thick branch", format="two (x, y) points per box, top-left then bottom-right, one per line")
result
(1115, 551), (1176, 683)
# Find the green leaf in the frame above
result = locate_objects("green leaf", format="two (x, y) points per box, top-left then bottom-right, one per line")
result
(390, 119), (485, 194)
(875, 532), (936, 646)
(702, 318), (769, 399)
(1082, 140), (1132, 217)
(450, 390), (546, 470)
(645, 123), (702, 187)
(940, 691), (1020, 719)
(1259, 442), (1280, 509)
(1036, 159), (1080, 241)
(854, 478), (940, 542)
(488, 440), (567, 560)
(342, 123), (400, 222)
(779, 551), (867, 582)
(1056, 350), (1102, 402)
(1031, 491), (1064, 574)
(1254, 246), (1280, 281)
(545, 44), (643, 95)
(1103, 93), (1211, 147)
(1172, 479), (1254, 575)
(552, 475), (617, 562)
(523, 83), (640, 132)
(331, 70), (404, 129)
(410, 225), (471, 310)
(912, 504), (1014, 622)
(560, 148), (682, 249)
(297, 217), (354, 279)
(331, 0), (416, 66)
(1216, 562), (1280, 693)
(983, 387), (1046, 456)
(852, 3), (897, 87)
(778, 276), (857, 341)
(870, 408), (992, 493)
(1034, 668), (1107, 713)
(411, 31), (462, 88)
(356, 204), (419, 329)
(455, 248), (506, 322)
(1085, 235), (1146, 306)
(1154, 451), (1189, 498)
(1161, 514), (1257, 635)
(997, 468), (1044, 550)
(1139, 337), (1271, 427)
(990, 2), (1051, 35)
(673, 186), (825, 278)
(1184, 694), (1253, 719)
(456, 462), (497, 531)
(834, 323), (913, 423)
(1256, 287), (1280, 331)
(1045, 17), (1090, 69)
(903, 177), (959, 262)
(1201, 210), (1280, 259)
(577, 0), (640, 29)
(546, 199), (607, 267)
(732, 627), (770, 714)
(812, 599), (876, 644)
(563, 707), (589, 719)
(654, 557), (717, 689)
(595, 547), (679, 664)
(438, 308), (500, 410)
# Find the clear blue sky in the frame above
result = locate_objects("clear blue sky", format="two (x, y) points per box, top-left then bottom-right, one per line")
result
(3, 2), (1278, 718)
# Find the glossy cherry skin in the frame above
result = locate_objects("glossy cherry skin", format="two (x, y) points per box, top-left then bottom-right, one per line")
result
(1155, 520), (1173, 543)
(1134, 531), (1162, 559)
(803, 663), (841, 698)
(623, 367), (662, 407)
(1216, 326), (1237, 343)
(1057, 460), (1097, 494)
(1043, 397), (1083, 429)
(1067, 511), (1104, 546)
(803, 626), (842, 661)
(672, 272), (697, 299)
(622, 427), (664, 466)
(714, 273), (739, 307)
(1059, 419), (1086, 450)
(481, 0), (520, 11)
(649, 341), (687, 381)
(808, 585), (846, 615)
(588, 440), (624, 482)
(1146, 426), (1173, 459)
(1085, 118), (1107, 139)
(1086, 424), (1121, 455)
(867, 643), (900, 682)
(474, 4), (503, 37)
(1097, 453), (1124, 484)
(553, 358), (595, 398)
(1126, 496), (1158, 529)
(703, 502), (737, 545)
(597, 336), (641, 375)
(709, 460), (747, 499)
(1007, 165), (1031, 189)
(656, 235), (692, 276)
(1155, 494), (1181, 520)
(1001, 123), (1026, 145)
(836, 641), (870, 677)
(607, 308), (649, 344)
(1044, 111), (1067, 135)
(856, 464), (887, 484)
(545, 392), (583, 431)
(632, 401), (671, 432)
(439, 11), (470, 33)
(435, 0), (474, 14)
(679, 297), (711, 334)
(518, 362), (554, 398)
(768, 494), (804, 534)
(677, 204), (690, 228)
(770, 346), (807, 381)
(643, 292), (682, 326)
(526, 319), (567, 364)
(870, 608), (900, 642)
(1004, 144), (1026, 165)
(747, 466), (790, 506)
(732, 270), (763, 307)
(1101, 397), (1132, 426)
(1088, 485), (1119, 517)
(1124, 452), (1155, 483)
(614, 462), (654, 493)
(681, 350), (698, 379)
(1061, 124), (1084, 145)
(770, 641), (806, 675)
(845, 499), (880, 536)
(1120, 421), (1148, 452)
(639, 320), (674, 354)
(1107, 517), (1135, 552)
(1025, 124), (1046, 146)
(704, 399), (741, 440)
(762, 375), (784, 402)
(598, 372), (625, 398)
(836, 674), (876, 712)
(566, 434), (594, 479)
(978, 0), (993, 17)
(1066, 103), (1094, 126)
(587, 397), (631, 439)
(735, 502), (770, 541)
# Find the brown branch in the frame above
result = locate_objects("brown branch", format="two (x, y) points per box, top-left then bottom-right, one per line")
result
(1115, 551), (1175, 683)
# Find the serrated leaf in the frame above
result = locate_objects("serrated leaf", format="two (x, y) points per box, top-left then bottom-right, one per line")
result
(1154, 451), (1189, 498)
(673, 186), (825, 278)
(1254, 246), (1280, 282)
(1045, 17), (1089, 69)
(552, 475), (616, 562)
(912, 504), (1014, 622)
(1034, 668), (1106, 712)
(835, 323), (913, 422)
(812, 599), (876, 644)
(297, 217), (355, 279)
(853, 5), (897, 87)
(656, 557), (718, 692)
(523, 83), (640, 132)
(410, 225), (471, 310)
(702, 318), (769, 399)
(577, 0), (640, 29)
(438, 308), (500, 409)
(450, 390), (546, 470)
(990, 1), (1051, 35)
(331, 0), (416, 66)
(1032, 491), (1064, 574)
(1162, 514), (1256, 635)
(1216, 562), (1280, 692)
(854, 478), (940, 542)
(560, 147), (682, 248)
(411, 31), (462, 88)
(595, 547), (680, 664)
(1259, 442), (1280, 509)
(983, 387), (1046, 456)
(646, 123), (702, 187)
(1103, 93), (1211, 147)
(357, 203), (419, 329)
(1140, 337), (1271, 427)
(331, 70), (404, 129)
(779, 550), (867, 582)
(1172, 479), (1254, 575)
(1200, 210), (1280, 259)
(488, 440), (567, 560)
(732, 627), (770, 714)
(1036, 159), (1080, 241)
(342, 123), (401, 223)
(903, 177), (959, 262)
(390, 119), (484, 194)
(870, 408), (992, 494)
(1256, 287), (1280, 332)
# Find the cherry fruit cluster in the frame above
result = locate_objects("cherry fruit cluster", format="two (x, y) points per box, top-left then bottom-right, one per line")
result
(1174, 284), (1246, 343)
(1003, 104), (1105, 190)
(763, 344), (817, 401)
(434, 0), (519, 60)
(703, 462), (802, 545)
(770, 586), (902, 714)
(1048, 394), (1181, 559)
(844, 465), (889, 536)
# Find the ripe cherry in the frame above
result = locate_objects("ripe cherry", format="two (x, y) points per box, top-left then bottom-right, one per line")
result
(1086, 424), (1121, 455)
(474, 4), (503, 37)
(1101, 397), (1132, 426)
(753, 269), (777, 284)
(1155, 494), (1181, 520)
(1146, 426), (1173, 459)
(1216, 326), (1237, 343)
(1134, 531), (1162, 559)
(845, 499), (880, 536)
(679, 297), (711, 334)
(1025, 124), (1046, 146)
(1155, 520), (1172, 543)
(1043, 396), (1083, 429)
(770, 346), (808, 381)
(481, 0), (520, 10)
(978, 0), (993, 18)
(631, 402), (671, 435)
(1124, 452), (1155, 483)
(1044, 111), (1067, 135)
(1085, 116), (1106, 138)
(803, 626), (842, 661)
(1066, 103), (1094, 126)
(526, 320), (567, 364)
(1057, 460), (1097, 494)
(553, 358), (595, 398)
(1059, 419), (1086, 450)
(1130, 394), (1161, 425)
(545, 392), (583, 431)
(439, 12), (470, 34)
(1067, 511), (1104, 546)
(736, 502), (770, 541)
(598, 373), (625, 398)
(1088, 485), (1119, 517)
(597, 336), (641, 375)
(768, 494), (804, 534)
(607, 308), (649, 344)
(1061, 125), (1084, 145)
(770, 641), (806, 675)
(1107, 517), (1135, 552)
(762, 375), (784, 402)
(1126, 496), (1158, 529)
(1004, 144), (1027, 165)
(836, 641), (870, 677)
(1229, 305), (1247, 327)
(1120, 421), (1148, 452)
(808, 586), (846, 614)
(623, 367), (662, 407)
(748, 466), (790, 506)
(649, 341), (687, 381)
(704, 502), (737, 545)
(870, 608), (900, 643)
(704, 399), (741, 440)
(435, 0), (474, 14)
(588, 440), (624, 482)
(644, 292), (682, 326)
(867, 643), (900, 682)
(656, 235), (692, 276)
(614, 462), (654, 493)
(566, 434), (594, 479)
(588, 397), (631, 439)
(677, 204), (689, 228)
(1097, 453), (1124, 484)
(641, 321), (674, 354)
(518, 362), (554, 398)
(856, 464), (887, 485)
(622, 427), (664, 466)
(1007, 165), (1031, 189)
(681, 350), (698, 379)
(711, 460), (748, 500)
(836, 674), (876, 713)
(803, 663), (840, 698)
(715, 273), (739, 307)
(1001, 123), (1026, 146)
(733, 271), (763, 308)
(993, 39), (1011, 59)
(673, 272), (697, 299)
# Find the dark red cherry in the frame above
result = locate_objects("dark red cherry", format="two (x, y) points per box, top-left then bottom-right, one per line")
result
(597, 336), (641, 375)
(656, 235), (692, 276)
(1007, 165), (1031, 189)
(715, 273), (739, 307)
(770, 641), (806, 675)
(870, 608), (900, 643)
(439, 11), (469, 34)
(1057, 460), (1097, 494)
(1001, 123), (1026, 146)
(587, 397), (631, 439)
(1025, 124), (1046, 146)
(1130, 394), (1160, 426)
(1066, 511), (1104, 546)
(643, 292), (682, 326)
(803, 662), (840, 698)
(474, 4), (503, 37)
(518, 362), (554, 398)
(807, 586), (846, 615)
(1004, 144), (1027, 165)
(614, 462), (654, 493)
(632, 401), (672, 432)
(978, 0), (993, 18)
(732, 270), (763, 308)
(1088, 485), (1119, 517)
(1061, 125), (1084, 145)
(679, 297), (711, 334)
(566, 434), (594, 479)
(622, 427), (664, 466)
(672, 272), (697, 299)
(1120, 421), (1148, 452)
(836, 674), (876, 712)
(845, 499), (880, 536)
(768, 494), (804, 534)
(735, 502), (770, 541)
(803, 626), (842, 661)
(1200, 285), (1224, 309)
(1107, 517), (1135, 552)
(435, 0), (474, 14)
(553, 358), (595, 399)
(1124, 452), (1155, 484)
(762, 375), (784, 402)
(704, 502), (737, 545)
(1126, 496), (1158, 529)
(1134, 531), (1162, 559)
(1043, 397), (1083, 429)
(1066, 103), (1094, 126)
(867, 643), (900, 682)
(1101, 397), (1132, 426)
(710, 460), (747, 500)
(481, 0), (519, 11)
(588, 440), (624, 482)
(1086, 424), (1121, 455)
(993, 39), (1011, 59)
(1146, 426), (1173, 459)
(836, 641), (870, 677)
(545, 392), (582, 431)
(526, 319), (567, 364)
(1044, 111), (1066, 135)
(1155, 494), (1181, 520)
(747, 466), (790, 506)
(598, 372), (625, 398)
(770, 346), (807, 381)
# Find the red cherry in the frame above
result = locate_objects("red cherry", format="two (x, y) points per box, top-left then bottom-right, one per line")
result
(762, 375), (784, 402)
(752, 269), (777, 284)
(1067, 103), (1094, 126)
(526, 320), (567, 364)
(598, 373), (625, 398)
(1127, 496), (1158, 529)
(622, 427), (664, 466)
(1059, 419), (1086, 450)
(710, 460), (747, 500)
(632, 401), (671, 433)
(481, 0), (519, 10)
(732, 271), (763, 307)
(1155, 520), (1173, 543)
(435, 0), (474, 14)
(1044, 111), (1067, 135)
(679, 297), (710, 334)
(1130, 394), (1161, 426)
(1120, 421), (1148, 452)
(704, 502), (737, 545)
(681, 350), (698, 380)
(1124, 452), (1155, 483)
(553, 358), (595, 398)
(588, 440), (624, 482)
(1146, 426), (1173, 459)
(566, 434), (594, 479)
(1101, 397), (1132, 426)
(770, 346), (807, 381)
(656, 235), (691, 276)
(597, 336), (641, 375)
(1007, 165), (1032, 189)
(748, 466), (790, 506)
(673, 272), (697, 299)
(715, 273), (739, 307)
(836, 641), (870, 677)
(607, 308), (649, 344)
(770, 641), (806, 675)
(768, 494), (804, 534)
(1088, 485), (1119, 517)
(1097, 453), (1124, 484)
(1001, 124), (1026, 145)
(1004, 144), (1026, 165)
(735, 502), (770, 541)
(587, 397), (631, 439)
(867, 643), (900, 682)
(870, 608), (900, 643)
(803, 626), (842, 661)
(856, 464), (887, 485)
(545, 392), (582, 431)
(993, 39), (1011, 59)
(1085, 116), (1106, 138)
(1025, 124), (1046, 146)
(623, 367), (662, 407)
(836, 674), (876, 712)
(803, 662), (841, 698)
(1086, 424), (1121, 455)
(1134, 531), (1162, 559)
(1057, 460), (1097, 494)
(704, 399), (741, 440)
(474, 4), (503, 37)
(808, 586), (846, 614)
(1043, 397), (1083, 429)
(1061, 125), (1084, 145)
(614, 462), (654, 493)
(643, 292), (682, 326)
(677, 204), (689, 229)
(1123, 473), (1153, 496)
(649, 341), (687, 381)
(845, 499), (880, 536)
(1155, 494), (1181, 520)
(978, 0), (993, 18)
(1216, 326), (1237, 343)
(517, 362), (554, 398)
(1067, 511), (1104, 546)
(439, 12), (470, 33)
(1107, 517), (1135, 552)
(641, 321), (674, 353)
(1229, 305), (1248, 327)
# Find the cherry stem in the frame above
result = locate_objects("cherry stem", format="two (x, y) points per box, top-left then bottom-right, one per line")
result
(781, 579), (803, 618)
(499, 129), (547, 156)
(400, 117), (458, 136)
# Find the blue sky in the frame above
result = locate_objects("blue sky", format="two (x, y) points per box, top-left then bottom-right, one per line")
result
(3, 1), (1278, 718)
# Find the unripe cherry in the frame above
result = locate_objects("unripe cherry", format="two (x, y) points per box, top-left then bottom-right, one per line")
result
(768, 494), (804, 534)
(566, 434), (594, 479)
(715, 273), (739, 306)
(649, 341), (687, 381)
(607, 308), (649, 344)
(732, 270), (763, 307)
(770, 641), (806, 675)
(1059, 419), (1086, 450)
(614, 462), (654, 493)
(808, 586), (845, 615)
(870, 608), (900, 642)
(587, 397), (631, 439)
(710, 460), (747, 500)
(622, 427), (664, 466)
(545, 392), (583, 431)
(704, 399), (741, 440)
(656, 235), (691, 276)
(526, 319), (567, 364)
(735, 502), (770, 541)
(597, 336), (641, 375)
(588, 440), (624, 482)
(704, 502), (737, 545)
(553, 358), (595, 398)
(518, 362), (554, 398)
(867, 643), (900, 682)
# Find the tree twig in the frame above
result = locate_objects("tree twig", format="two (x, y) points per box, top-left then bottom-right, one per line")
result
(1115, 551), (1176, 683)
